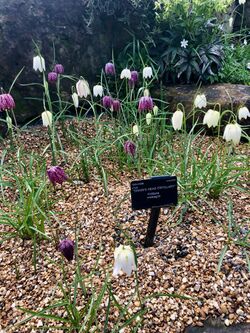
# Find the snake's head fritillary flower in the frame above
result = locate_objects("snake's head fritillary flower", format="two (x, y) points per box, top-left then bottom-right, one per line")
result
(120, 68), (131, 80)
(72, 92), (79, 108)
(146, 112), (152, 125)
(203, 109), (220, 128)
(102, 96), (113, 109)
(153, 105), (158, 116)
(53, 64), (64, 74)
(239, 0), (246, 4)
(223, 123), (242, 145)
(93, 85), (104, 97)
(41, 110), (53, 127)
(172, 110), (184, 131)
(111, 99), (121, 112)
(47, 166), (68, 186)
(76, 78), (90, 98)
(132, 124), (139, 136)
(0, 93), (15, 111)
(194, 94), (207, 109)
(33, 55), (46, 72)
(138, 96), (153, 112)
(143, 66), (153, 79)
(124, 140), (136, 157)
(58, 239), (74, 261)
(48, 72), (58, 83)
(105, 62), (116, 75)
(129, 70), (139, 87)
(113, 245), (136, 276)
(238, 106), (250, 120)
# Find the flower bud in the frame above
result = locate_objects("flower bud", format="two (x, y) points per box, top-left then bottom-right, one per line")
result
(72, 92), (79, 108)
(124, 140), (136, 157)
(102, 96), (113, 109)
(48, 72), (58, 83)
(111, 99), (121, 112)
(53, 64), (64, 74)
(146, 112), (152, 125)
(105, 62), (116, 75)
(153, 105), (159, 116)
(129, 70), (139, 87)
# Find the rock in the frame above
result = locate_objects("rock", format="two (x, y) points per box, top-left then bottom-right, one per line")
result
(185, 318), (250, 333)
(155, 84), (250, 135)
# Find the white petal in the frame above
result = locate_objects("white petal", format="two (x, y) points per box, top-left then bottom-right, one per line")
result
(41, 111), (52, 127)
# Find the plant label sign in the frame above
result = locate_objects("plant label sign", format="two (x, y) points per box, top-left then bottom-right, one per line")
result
(131, 176), (178, 210)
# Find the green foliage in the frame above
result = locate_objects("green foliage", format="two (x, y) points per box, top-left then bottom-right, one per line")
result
(213, 43), (250, 85)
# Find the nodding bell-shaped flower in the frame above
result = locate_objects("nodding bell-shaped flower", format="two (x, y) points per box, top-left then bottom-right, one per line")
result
(48, 72), (58, 83)
(238, 106), (250, 120)
(229, 17), (233, 28)
(33, 55), (46, 72)
(41, 110), (53, 127)
(113, 245), (136, 276)
(53, 64), (64, 74)
(0, 93), (15, 111)
(120, 68), (131, 80)
(146, 112), (152, 125)
(144, 89), (150, 97)
(129, 70), (139, 87)
(247, 63), (250, 70)
(194, 94), (207, 109)
(105, 62), (115, 75)
(124, 140), (136, 157)
(143, 66), (153, 79)
(223, 123), (242, 145)
(153, 105), (159, 116)
(102, 96), (113, 109)
(76, 78), (90, 98)
(203, 109), (220, 128)
(47, 166), (68, 186)
(239, 0), (246, 4)
(132, 124), (139, 136)
(111, 99), (121, 112)
(93, 85), (104, 97)
(172, 110), (184, 131)
(58, 239), (74, 261)
(138, 96), (153, 112)
(72, 92), (79, 108)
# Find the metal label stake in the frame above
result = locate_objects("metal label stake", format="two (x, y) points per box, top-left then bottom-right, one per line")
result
(144, 207), (161, 248)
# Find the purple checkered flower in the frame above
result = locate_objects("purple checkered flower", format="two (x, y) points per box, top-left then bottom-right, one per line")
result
(124, 140), (136, 157)
(58, 239), (74, 261)
(105, 62), (116, 75)
(47, 166), (68, 186)
(102, 96), (113, 109)
(138, 96), (153, 112)
(129, 70), (139, 87)
(53, 64), (64, 74)
(48, 72), (58, 83)
(0, 93), (15, 111)
(112, 99), (121, 112)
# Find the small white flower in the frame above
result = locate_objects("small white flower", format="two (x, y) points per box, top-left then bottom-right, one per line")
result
(247, 62), (250, 70)
(144, 89), (150, 97)
(72, 92), (79, 108)
(180, 39), (188, 48)
(113, 245), (136, 276)
(203, 109), (220, 128)
(239, 0), (246, 4)
(223, 123), (242, 145)
(143, 66), (153, 79)
(33, 55), (45, 72)
(76, 79), (90, 98)
(41, 110), (52, 127)
(243, 39), (247, 46)
(238, 106), (250, 120)
(194, 94), (207, 109)
(146, 112), (152, 125)
(230, 44), (235, 50)
(153, 105), (158, 116)
(93, 85), (104, 97)
(229, 17), (233, 28)
(172, 110), (184, 131)
(132, 124), (139, 136)
(120, 68), (131, 79)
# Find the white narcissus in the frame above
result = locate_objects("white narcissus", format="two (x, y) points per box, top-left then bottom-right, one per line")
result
(194, 94), (207, 109)
(143, 66), (153, 79)
(76, 79), (90, 98)
(33, 55), (46, 72)
(120, 68), (131, 80)
(223, 123), (242, 145)
(238, 106), (250, 120)
(146, 112), (152, 125)
(41, 110), (52, 127)
(172, 110), (184, 131)
(72, 93), (79, 108)
(113, 245), (136, 276)
(203, 109), (220, 128)
(93, 85), (104, 97)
